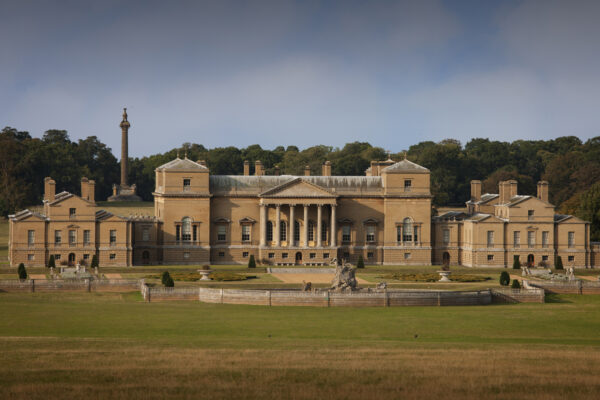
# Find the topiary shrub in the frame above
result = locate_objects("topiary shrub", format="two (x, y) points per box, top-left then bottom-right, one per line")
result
(47, 255), (56, 269)
(210, 272), (247, 281)
(248, 254), (256, 268)
(555, 256), (564, 270)
(161, 271), (172, 286)
(512, 256), (521, 270)
(91, 254), (99, 269)
(511, 279), (521, 289)
(17, 263), (27, 280)
(357, 255), (365, 269)
(499, 271), (510, 286)
(164, 276), (175, 287)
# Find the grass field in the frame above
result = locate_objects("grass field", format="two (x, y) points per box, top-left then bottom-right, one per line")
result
(1, 291), (600, 399)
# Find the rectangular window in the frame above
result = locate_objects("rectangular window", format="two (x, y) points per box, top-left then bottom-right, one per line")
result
(280, 222), (287, 242)
(308, 222), (314, 241)
(397, 226), (402, 242)
(241, 225), (251, 242)
(568, 231), (575, 248)
(527, 231), (535, 248)
(404, 180), (412, 192)
(28, 254), (34, 261)
(568, 255), (574, 262)
(323, 253), (329, 259)
(542, 231), (549, 248)
(268, 252), (275, 259)
(266, 222), (273, 241)
(487, 254), (494, 261)
(83, 230), (91, 245)
(243, 252), (249, 258)
(110, 230), (117, 245)
(528, 210), (534, 220)
(218, 252), (225, 257)
(27, 230), (35, 246)
(404, 253), (411, 260)
(142, 228), (150, 242)
(54, 230), (62, 245)
(83, 254), (90, 260)
(217, 225), (227, 241)
(109, 253), (116, 260)
(183, 178), (191, 191)
(366, 225), (375, 242)
(321, 222), (327, 242)
(542, 255), (548, 261)
(69, 208), (76, 218)
(55, 254), (61, 260)
(193, 225), (197, 241)
(294, 221), (300, 242)
(69, 230), (76, 246)
(342, 225), (351, 242)
(309, 253), (316, 259)
(367, 252), (374, 259)
(183, 252), (190, 259)
(413, 226), (418, 243)
(443, 229), (450, 245)
(176, 225), (181, 241)
(487, 231), (494, 247)
(513, 231), (520, 248)
(282, 253), (288, 259)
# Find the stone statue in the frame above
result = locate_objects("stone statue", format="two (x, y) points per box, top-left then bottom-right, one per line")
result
(330, 263), (358, 291)
(376, 282), (387, 290)
(302, 281), (312, 291)
(567, 267), (575, 281)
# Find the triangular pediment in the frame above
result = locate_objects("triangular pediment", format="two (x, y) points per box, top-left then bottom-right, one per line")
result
(259, 178), (335, 198)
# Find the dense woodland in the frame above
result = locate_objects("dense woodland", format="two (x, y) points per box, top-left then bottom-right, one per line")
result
(2, 127), (599, 240)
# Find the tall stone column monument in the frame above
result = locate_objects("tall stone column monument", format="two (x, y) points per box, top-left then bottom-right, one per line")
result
(108, 108), (142, 202)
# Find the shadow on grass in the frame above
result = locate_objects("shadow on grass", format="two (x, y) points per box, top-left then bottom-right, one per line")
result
(544, 294), (573, 303)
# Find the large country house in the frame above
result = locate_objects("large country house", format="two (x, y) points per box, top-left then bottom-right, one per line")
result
(8, 157), (600, 268)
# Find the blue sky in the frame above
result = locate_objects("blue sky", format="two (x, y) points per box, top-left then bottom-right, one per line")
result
(1, 0), (599, 158)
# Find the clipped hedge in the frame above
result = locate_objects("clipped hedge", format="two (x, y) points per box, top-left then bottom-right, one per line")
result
(210, 272), (248, 282)
(381, 273), (490, 283)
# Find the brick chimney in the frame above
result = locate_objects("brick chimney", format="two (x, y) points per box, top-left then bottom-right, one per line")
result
(322, 161), (332, 176)
(88, 180), (96, 203)
(243, 160), (250, 176)
(508, 180), (518, 199)
(255, 160), (264, 176)
(537, 181), (549, 203)
(81, 177), (89, 200)
(470, 180), (481, 202)
(44, 177), (55, 202)
(498, 181), (510, 204)
(304, 165), (311, 176)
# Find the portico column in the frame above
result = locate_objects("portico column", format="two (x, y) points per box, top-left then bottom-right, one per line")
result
(330, 205), (337, 247)
(288, 205), (295, 247)
(275, 205), (281, 247)
(303, 204), (309, 247)
(317, 205), (323, 247)
(259, 204), (267, 247)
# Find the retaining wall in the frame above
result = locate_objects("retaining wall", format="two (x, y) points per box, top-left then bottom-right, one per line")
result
(525, 280), (600, 295)
(0, 279), (141, 293)
(490, 288), (545, 303)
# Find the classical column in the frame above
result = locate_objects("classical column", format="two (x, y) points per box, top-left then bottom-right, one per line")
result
(288, 205), (295, 247)
(330, 205), (337, 247)
(317, 205), (323, 247)
(120, 108), (130, 187)
(259, 204), (267, 247)
(303, 205), (309, 247)
(275, 205), (281, 247)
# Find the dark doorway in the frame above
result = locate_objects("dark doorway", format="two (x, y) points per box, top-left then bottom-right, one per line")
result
(442, 252), (450, 267)
(142, 251), (150, 265)
(68, 253), (76, 266)
(295, 251), (302, 265)
(527, 254), (534, 267)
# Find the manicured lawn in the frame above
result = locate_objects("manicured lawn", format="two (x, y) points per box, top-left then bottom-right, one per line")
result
(1, 292), (600, 399)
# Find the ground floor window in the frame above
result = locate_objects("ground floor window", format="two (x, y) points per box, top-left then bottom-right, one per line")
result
(487, 254), (494, 261)
(28, 254), (34, 260)
(568, 256), (575, 262)
(323, 253), (329, 259)
(218, 252), (225, 257)
(109, 254), (116, 260)
(404, 253), (411, 260)
(367, 252), (374, 259)
(83, 254), (90, 260)
(55, 254), (61, 260)
(242, 252), (249, 258)
(309, 253), (316, 259)
(542, 255), (549, 261)
(282, 253), (288, 259)
(268, 252), (274, 258)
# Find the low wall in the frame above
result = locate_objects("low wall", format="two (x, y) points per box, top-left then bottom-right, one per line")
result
(0, 279), (141, 293)
(525, 280), (600, 295)
(491, 288), (545, 303)
(266, 267), (335, 274)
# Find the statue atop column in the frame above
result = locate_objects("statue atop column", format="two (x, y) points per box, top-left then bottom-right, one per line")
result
(108, 108), (142, 202)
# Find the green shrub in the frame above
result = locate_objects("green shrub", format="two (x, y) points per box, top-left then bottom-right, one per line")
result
(164, 276), (175, 287)
(499, 271), (510, 286)
(511, 279), (521, 289)
(248, 255), (256, 268)
(47, 255), (56, 269)
(555, 256), (564, 270)
(17, 263), (27, 280)
(161, 271), (172, 286)
(210, 272), (247, 282)
(512, 256), (521, 270)
(91, 254), (99, 269)
(357, 255), (365, 269)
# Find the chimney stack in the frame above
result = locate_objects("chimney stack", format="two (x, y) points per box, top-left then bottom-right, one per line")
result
(508, 180), (518, 199)
(470, 180), (481, 202)
(81, 177), (89, 200)
(304, 165), (311, 176)
(255, 160), (264, 176)
(322, 161), (332, 176)
(44, 177), (55, 202)
(88, 180), (96, 203)
(243, 160), (250, 176)
(537, 181), (549, 203)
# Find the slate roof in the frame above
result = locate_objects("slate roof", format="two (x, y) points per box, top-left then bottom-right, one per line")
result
(8, 209), (48, 221)
(381, 159), (429, 173)
(156, 157), (207, 171)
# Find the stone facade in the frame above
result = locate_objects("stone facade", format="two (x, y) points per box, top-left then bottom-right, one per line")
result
(8, 157), (600, 268)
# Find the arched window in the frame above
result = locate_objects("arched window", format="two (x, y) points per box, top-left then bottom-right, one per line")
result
(402, 218), (413, 242)
(182, 217), (192, 241)
(308, 221), (314, 241)
(280, 221), (287, 241)
(266, 221), (273, 241)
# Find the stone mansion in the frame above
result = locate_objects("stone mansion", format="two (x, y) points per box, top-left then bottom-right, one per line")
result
(8, 157), (599, 268)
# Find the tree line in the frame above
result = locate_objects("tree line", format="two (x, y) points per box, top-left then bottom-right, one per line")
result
(2, 127), (599, 240)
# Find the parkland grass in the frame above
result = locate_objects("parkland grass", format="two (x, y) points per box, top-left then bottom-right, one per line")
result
(1, 292), (600, 399)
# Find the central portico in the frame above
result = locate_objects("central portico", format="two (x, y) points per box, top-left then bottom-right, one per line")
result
(258, 178), (338, 264)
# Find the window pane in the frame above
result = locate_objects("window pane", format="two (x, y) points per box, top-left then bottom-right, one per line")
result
(403, 218), (413, 242)
(266, 221), (273, 241)
(280, 221), (286, 241)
